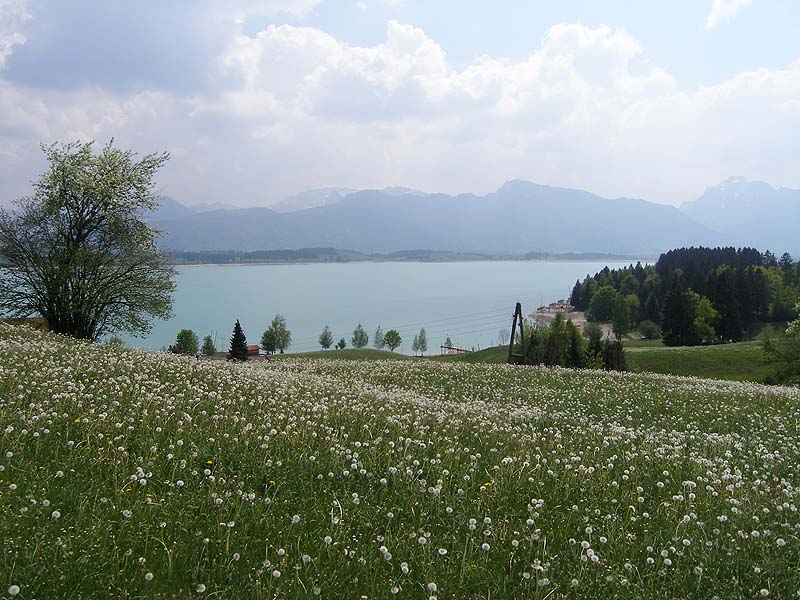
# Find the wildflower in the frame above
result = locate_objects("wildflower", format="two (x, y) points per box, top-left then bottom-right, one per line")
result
(196, 584), (206, 593)
(51, 510), (61, 519)
(8, 585), (20, 596)
(145, 573), (153, 581)
(292, 514), (301, 525)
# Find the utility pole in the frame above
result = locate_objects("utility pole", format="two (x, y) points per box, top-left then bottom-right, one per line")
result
(507, 302), (527, 365)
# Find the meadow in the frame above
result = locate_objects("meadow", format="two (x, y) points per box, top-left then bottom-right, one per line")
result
(1, 323), (800, 599)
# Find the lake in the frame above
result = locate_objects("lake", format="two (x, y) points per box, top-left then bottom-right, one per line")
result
(120, 260), (637, 354)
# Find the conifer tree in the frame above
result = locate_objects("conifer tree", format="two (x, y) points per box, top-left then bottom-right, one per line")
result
(662, 272), (696, 346)
(373, 325), (385, 349)
(228, 319), (248, 361)
(352, 323), (369, 348)
(201, 335), (216, 356)
(418, 328), (428, 356)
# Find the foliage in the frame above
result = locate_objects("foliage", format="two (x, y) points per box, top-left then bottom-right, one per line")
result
(319, 325), (333, 350)
(526, 314), (592, 370)
(662, 272), (697, 346)
(174, 329), (199, 355)
(383, 329), (401, 351)
(417, 328), (427, 356)
(411, 334), (419, 354)
(0, 140), (176, 340)
(261, 329), (277, 354)
(336, 337), (346, 350)
(373, 325), (385, 349)
(763, 302), (800, 384)
(201, 335), (217, 356)
(573, 247), (798, 348)
(351, 323), (369, 349)
(638, 320), (661, 340)
(611, 299), (629, 341)
(228, 319), (248, 361)
(587, 285), (620, 322)
(263, 315), (292, 354)
(3, 323), (800, 597)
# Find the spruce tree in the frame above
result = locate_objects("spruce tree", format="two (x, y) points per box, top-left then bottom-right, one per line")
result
(201, 335), (216, 356)
(373, 326), (385, 349)
(662, 272), (696, 346)
(644, 292), (661, 324)
(228, 319), (248, 361)
(352, 323), (369, 348)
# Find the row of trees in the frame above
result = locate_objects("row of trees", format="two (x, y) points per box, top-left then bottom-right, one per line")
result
(317, 324), (422, 354)
(171, 320), (432, 357)
(570, 247), (799, 346)
(524, 313), (626, 371)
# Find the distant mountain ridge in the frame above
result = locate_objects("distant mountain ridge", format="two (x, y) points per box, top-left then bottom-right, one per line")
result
(149, 179), (743, 255)
(270, 186), (423, 213)
(681, 178), (800, 253)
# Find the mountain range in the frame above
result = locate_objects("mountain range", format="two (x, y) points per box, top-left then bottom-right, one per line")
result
(148, 178), (799, 256)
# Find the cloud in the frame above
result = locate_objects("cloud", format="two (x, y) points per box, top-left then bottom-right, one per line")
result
(1, 11), (798, 210)
(707, 0), (753, 29)
(0, 0), (30, 69)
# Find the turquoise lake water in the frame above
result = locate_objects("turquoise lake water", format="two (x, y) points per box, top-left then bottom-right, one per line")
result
(120, 260), (636, 354)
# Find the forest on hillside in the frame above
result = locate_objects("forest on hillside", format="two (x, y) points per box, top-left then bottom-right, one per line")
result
(570, 247), (799, 346)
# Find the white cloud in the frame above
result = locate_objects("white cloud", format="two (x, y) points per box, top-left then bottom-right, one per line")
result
(211, 0), (321, 21)
(1, 16), (799, 209)
(0, 0), (30, 69)
(707, 0), (753, 29)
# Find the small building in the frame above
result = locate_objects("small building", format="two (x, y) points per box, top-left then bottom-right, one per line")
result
(247, 344), (261, 356)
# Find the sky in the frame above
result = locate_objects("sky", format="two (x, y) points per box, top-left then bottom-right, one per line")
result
(0, 0), (798, 207)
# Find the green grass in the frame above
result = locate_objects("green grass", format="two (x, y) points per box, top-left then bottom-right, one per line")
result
(626, 340), (777, 382)
(430, 346), (508, 364)
(274, 348), (411, 361)
(2, 323), (800, 599)
(432, 339), (780, 384)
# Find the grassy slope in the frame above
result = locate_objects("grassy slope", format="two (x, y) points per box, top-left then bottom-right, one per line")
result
(273, 348), (411, 361)
(2, 323), (800, 599)
(431, 341), (777, 383)
(626, 340), (776, 382)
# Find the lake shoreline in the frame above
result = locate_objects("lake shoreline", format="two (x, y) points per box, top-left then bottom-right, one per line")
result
(170, 256), (655, 267)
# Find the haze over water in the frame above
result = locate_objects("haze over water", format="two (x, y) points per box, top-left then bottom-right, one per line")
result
(121, 260), (638, 354)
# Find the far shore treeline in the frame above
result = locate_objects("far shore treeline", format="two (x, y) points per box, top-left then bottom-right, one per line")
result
(571, 246), (799, 346)
(164, 248), (642, 265)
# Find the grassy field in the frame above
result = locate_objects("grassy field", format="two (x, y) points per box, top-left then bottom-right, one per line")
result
(271, 348), (411, 362)
(626, 340), (777, 382)
(434, 340), (779, 383)
(2, 323), (800, 598)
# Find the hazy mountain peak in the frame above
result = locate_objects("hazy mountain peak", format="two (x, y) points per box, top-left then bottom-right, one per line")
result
(379, 186), (423, 196)
(272, 187), (356, 213)
(681, 178), (799, 252)
(497, 179), (541, 194)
